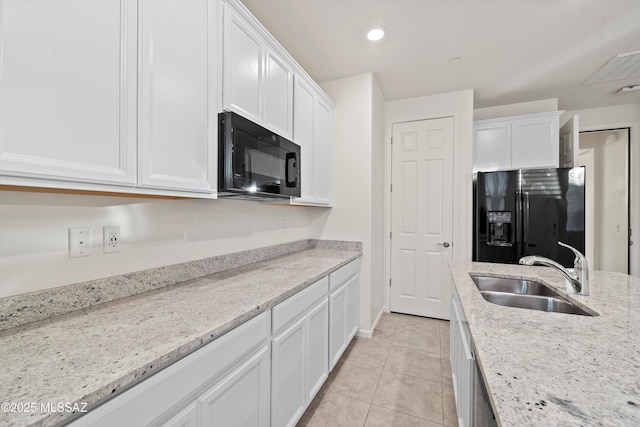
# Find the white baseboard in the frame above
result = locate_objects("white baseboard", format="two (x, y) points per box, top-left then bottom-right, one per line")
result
(356, 307), (384, 339)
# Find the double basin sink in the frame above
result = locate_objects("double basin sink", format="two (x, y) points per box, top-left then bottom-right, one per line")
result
(470, 275), (596, 316)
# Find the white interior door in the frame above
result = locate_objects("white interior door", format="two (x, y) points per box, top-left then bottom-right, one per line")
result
(390, 117), (454, 319)
(560, 115), (580, 167)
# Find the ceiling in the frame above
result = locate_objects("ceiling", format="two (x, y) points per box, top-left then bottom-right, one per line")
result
(241, 0), (640, 111)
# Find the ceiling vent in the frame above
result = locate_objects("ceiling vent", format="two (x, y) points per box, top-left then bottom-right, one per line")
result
(584, 50), (640, 84)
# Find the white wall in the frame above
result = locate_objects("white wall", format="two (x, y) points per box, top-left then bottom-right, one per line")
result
(385, 90), (474, 315)
(312, 73), (385, 334)
(561, 103), (640, 277)
(370, 76), (386, 326)
(0, 191), (320, 297)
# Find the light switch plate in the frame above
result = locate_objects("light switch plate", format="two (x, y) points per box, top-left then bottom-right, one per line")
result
(69, 227), (92, 258)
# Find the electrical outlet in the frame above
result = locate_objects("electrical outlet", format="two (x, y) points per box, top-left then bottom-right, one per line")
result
(69, 227), (92, 258)
(103, 226), (122, 254)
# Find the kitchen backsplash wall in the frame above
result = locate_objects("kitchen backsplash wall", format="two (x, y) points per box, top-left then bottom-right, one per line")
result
(0, 190), (322, 298)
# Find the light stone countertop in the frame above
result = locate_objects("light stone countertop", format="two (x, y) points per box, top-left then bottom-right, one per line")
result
(449, 261), (640, 427)
(0, 248), (361, 427)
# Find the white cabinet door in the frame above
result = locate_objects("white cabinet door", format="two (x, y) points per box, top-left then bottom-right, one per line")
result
(473, 124), (511, 172)
(264, 47), (294, 140)
(559, 115), (580, 168)
(292, 76), (334, 206)
(329, 273), (358, 370)
(0, 0), (137, 185)
(137, 0), (217, 193)
(329, 259), (360, 370)
(271, 277), (329, 427)
(511, 116), (559, 169)
(329, 283), (347, 371)
(199, 345), (271, 427)
(222, 4), (263, 124)
(293, 77), (315, 202)
(271, 317), (306, 427)
(346, 275), (359, 342)
(306, 298), (329, 402)
(311, 97), (333, 205)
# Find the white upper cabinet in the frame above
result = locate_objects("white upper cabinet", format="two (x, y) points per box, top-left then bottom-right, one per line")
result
(293, 77), (315, 202)
(0, 0), (219, 197)
(222, 0), (334, 205)
(292, 75), (334, 206)
(311, 97), (333, 205)
(0, 0), (137, 186)
(137, 0), (218, 193)
(1, 0), (332, 201)
(473, 111), (562, 172)
(222, 0), (294, 139)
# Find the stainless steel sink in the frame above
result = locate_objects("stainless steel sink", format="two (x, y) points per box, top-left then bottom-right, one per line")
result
(470, 275), (596, 316)
(471, 276), (560, 297)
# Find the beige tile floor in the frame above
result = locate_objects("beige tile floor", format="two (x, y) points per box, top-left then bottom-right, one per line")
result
(298, 312), (459, 427)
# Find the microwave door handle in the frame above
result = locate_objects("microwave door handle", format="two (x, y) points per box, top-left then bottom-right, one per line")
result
(285, 152), (297, 187)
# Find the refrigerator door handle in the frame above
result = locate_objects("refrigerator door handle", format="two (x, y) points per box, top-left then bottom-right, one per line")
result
(515, 191), (522, 258)
(522, 191), (530, 253)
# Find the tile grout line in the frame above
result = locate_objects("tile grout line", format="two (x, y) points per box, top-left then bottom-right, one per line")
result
(361, 325), (394, 427)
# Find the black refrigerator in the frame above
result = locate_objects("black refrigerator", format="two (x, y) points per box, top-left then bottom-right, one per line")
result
(473, 167), (585, 268)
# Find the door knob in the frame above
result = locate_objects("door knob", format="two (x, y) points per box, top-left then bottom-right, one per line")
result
(438, 242), (451, 248)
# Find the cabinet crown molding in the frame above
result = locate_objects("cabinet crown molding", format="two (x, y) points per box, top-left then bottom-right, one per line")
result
(473, 110), (565, 126)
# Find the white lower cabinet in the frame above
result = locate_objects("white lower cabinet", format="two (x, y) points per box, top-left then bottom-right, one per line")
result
(329, 259), (360, 370)
(68, 311), (270, 427)
(68, 259), (361, 427)
(271, 277), (329, 427)
(450, 287), (476, 427)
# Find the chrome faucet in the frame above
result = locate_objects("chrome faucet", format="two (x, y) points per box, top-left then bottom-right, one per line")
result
(519, 241), (589, 296)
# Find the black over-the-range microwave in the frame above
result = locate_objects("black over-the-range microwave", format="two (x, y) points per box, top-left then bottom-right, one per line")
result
(218, 111), (301, 200)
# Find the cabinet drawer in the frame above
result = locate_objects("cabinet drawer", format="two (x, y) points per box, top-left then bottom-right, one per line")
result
(329, 259), (360, 291)
(69, 311), (270, 427)
(272, 277), (328, 335)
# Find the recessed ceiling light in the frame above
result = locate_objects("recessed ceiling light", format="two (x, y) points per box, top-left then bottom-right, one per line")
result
(367, 26), (385, 41)
(449, 57), (462, 64)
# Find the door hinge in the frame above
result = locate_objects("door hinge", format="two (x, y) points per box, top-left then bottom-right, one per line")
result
(391, 137), (393, 145)
(390, 184), (392, 192)
(390, 231), (392, 239)
(389, 279), (392, 287)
